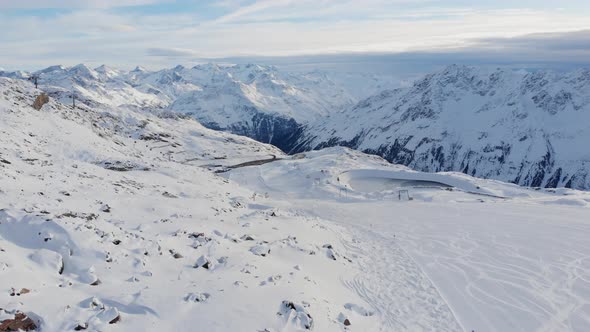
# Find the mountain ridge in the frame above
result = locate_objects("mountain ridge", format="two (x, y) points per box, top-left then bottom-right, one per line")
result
(2, 63), (589, 189)
(298, 65), (590, 189)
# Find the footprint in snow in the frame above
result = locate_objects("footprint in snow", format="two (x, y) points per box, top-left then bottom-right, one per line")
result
(259, 275), (282, 286)
(344, 303), (374, 317)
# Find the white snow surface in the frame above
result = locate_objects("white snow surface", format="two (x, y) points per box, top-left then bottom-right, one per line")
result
(1, 77), (589, 332)
(228, 147), (590, 332)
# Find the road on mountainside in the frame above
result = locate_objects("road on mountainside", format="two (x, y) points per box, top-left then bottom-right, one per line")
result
(226, 155), (281, 169)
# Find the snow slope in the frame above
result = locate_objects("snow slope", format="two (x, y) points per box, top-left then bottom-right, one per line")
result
(228, 147), (590, 332)
(0, 78), (383, 331)
(298, 65), (590, 190)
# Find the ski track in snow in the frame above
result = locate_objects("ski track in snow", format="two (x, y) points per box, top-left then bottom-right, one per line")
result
(392, 205), (590, 332)
(339, 226), (462, 331)
(309, 198), (590, 332)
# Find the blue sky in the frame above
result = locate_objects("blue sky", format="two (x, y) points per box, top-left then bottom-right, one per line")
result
(1, 0), (590, 70)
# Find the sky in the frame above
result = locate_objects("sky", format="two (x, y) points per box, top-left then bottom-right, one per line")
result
(1, 0), (590, 71)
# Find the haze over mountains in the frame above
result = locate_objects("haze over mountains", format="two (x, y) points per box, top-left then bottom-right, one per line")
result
(2, 63), (589, 189)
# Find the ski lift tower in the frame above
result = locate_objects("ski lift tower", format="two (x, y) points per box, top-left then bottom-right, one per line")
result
(29, 75), (39, 89)
(70, 77), (77, 109)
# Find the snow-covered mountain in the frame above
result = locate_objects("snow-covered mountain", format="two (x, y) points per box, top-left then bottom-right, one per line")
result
(0, 77), (368, 331)
(297, 65), (590, 190)
(168, 64), (356, 152)
(3, 64), (590, 190)
(1, 76), (590, 331)
(1, 64), (377, 152)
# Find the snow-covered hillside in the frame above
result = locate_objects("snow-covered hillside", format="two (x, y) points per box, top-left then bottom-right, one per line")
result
(298, 65), (590, 190)
(1, 77), (589, 331)
(3, 64), (590, 190)
(0, 77), (368, 331)
(0, 64), (373, 153)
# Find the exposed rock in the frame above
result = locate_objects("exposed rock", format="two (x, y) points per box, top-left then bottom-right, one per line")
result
(194, 255), (215, 269)
(169, 250), (183, 259)
(0, 312), (38, 331)
(74, 322), (88, 330)
(97, 160), (149, 172)
(162, 191), (178, 198)
(95, 307), (120, 325)
(108, 315), (120, 324)
(240, 234), (255, 241)
(32, 93), (49, 110)
(185, 292), (210, 303)
(278, 301), (314, 330)
(250, 244), (270, 257)
(9, 288), (30, 296)
(57, 212), (98, 221)
(188, 232), (211, 248)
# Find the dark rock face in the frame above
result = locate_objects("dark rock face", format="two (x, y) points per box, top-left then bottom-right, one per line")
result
(202, 112), (305, 154)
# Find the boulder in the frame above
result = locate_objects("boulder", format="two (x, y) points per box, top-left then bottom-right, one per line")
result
(0, 312), (37, 331)
(32, 93), (49, 111)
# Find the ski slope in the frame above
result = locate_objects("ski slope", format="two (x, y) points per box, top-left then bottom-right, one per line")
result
(227, 148), (590, 332)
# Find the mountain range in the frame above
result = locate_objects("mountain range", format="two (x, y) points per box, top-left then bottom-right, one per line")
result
(2, 63), (589, 189)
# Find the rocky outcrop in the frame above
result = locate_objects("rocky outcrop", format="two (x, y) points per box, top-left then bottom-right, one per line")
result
(0, 313), (38, 331)
(32, 93), (49, 110)
(203, 113), (305, 154)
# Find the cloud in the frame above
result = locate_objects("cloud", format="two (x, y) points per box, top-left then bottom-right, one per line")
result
(0, 0), (169, 9)
(147, 47), (200, 57)
(1, 1), (590, 70)
(475, 30), (590, 53)
(214, 0), (298, 23)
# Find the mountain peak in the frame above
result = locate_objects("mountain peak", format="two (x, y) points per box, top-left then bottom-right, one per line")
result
(36, 65), (67, 75)
(68, 64), (98, 80)
(132, 65), (148, 73)
(95, 64), (111, 71)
